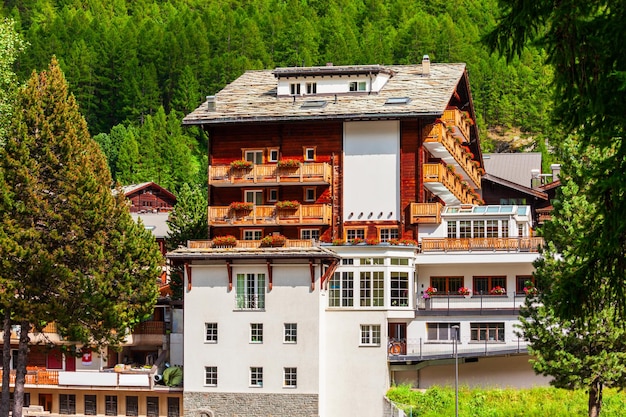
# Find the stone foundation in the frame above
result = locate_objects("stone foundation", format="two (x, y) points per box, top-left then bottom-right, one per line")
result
(184, 392), (319, 417)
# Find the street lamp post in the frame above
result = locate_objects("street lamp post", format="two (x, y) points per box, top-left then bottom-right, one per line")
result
(452, 325), (459, 417)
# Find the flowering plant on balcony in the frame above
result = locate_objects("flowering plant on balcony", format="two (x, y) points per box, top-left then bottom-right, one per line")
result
(490, 286), (506, 295)
(230, 159), (253, 169)
(331, 238), (344, 246)
(458, 287), (471, 296)
(229, 201), (253, 211)
(523, 281), (538, 296)
(425, 287), (438, 296)
(260, 234), (286, 247)
(212, 235), (237, 247)
(350, 237), (365, 245)
(277, 159), (301, 168)
(275, 200), (300, 209)
(365, 238), (379, 245)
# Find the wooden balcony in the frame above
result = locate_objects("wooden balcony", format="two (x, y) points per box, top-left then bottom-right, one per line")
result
(410, 202), (443, 224)
(209, 162), (332, 186)
(423, 122), (482, 188)
(422, 163), (482, 205)
(133, 320), (165, 335)
(209, 204), (332, 227)
(442, 108), (473, 144)
(0, 369), (59, 386)
(420, 237), (544, 252)
(189, 239), (314, 249)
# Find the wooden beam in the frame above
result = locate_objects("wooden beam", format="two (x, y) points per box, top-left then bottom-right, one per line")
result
(267, 260), (273, 291)
(320, 259), (339, 290)
(226, 260), (233, 291)
(309, 259), (315, 291)
(185, 262), (192, 291)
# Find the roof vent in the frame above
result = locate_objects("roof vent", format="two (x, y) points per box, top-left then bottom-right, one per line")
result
(422, 55), (430, 76)
(206, 95), (216, 111)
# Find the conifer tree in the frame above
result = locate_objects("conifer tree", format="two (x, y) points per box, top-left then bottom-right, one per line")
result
(166, 182), (208, 251)
(0, 57), (162, 417)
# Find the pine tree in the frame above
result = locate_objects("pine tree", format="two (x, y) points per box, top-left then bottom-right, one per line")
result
(0, 57), (162, 417)
(166, 182), (208, 251)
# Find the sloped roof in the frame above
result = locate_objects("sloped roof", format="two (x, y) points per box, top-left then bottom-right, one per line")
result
(183, 63), (468, 125)
(482, 173), (548, 200)
(483, 153), (542, 188)
(167, 245), (339, 261)
(118, 182), (177, 201)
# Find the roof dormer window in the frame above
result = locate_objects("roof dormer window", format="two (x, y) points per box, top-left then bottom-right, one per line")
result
(306, 82), (317, 94)
(349, 81), (367, 92)
(290, 83), (301, 95)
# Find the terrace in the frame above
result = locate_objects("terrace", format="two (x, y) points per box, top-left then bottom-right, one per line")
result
(209, 204), (332, 227)
(209, 162), (332, 186)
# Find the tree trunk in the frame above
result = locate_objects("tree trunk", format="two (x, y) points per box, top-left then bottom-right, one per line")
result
(588, 379), (603, 417)
(12, 320), (31, 417)
(0, 312), (12, 417)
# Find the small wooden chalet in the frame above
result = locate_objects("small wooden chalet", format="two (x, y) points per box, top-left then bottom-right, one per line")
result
(121, 182), (177, 213)
(183, 57), (484, 244)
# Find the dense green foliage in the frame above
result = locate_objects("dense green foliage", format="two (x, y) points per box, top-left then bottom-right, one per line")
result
(166, 182), (208, 250)
(2, 0), (555, 190)
(0, 58), (162, 417)
(386, 385), (626, 417)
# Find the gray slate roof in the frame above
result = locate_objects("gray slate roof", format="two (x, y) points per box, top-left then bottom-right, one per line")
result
(167, 245), (339, 260)
(483, 153), (542, 188)
(183, 63), (467, 125)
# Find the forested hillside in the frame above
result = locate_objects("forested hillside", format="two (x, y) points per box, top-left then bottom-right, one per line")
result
(2, 0), (555, 192)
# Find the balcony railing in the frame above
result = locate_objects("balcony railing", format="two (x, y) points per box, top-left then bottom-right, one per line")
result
(417, 294), (529, 315)
(420, 237), (544, 252)
(133, 320), (165, 335)
(410, 202), (442, 224)
(442, 108), (473, 144)
(422, 163), (481, 205)
(209, 204), (332, 226)
(0, 369), (59, 386)
(387, 337), (528, 361)
(188, 239), (314, 249)
(209, 162), (332, 186)
(423, 123), (482, 188)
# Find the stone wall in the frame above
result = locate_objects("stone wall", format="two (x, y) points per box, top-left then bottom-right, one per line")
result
(184, 392), (318, 417)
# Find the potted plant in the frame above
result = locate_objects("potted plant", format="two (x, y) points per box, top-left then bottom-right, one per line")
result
(260, 234), (286, 247)
(275, 200), (300, 210)
(425, 287), (438, 297)
(389, 238), (418, 246)
(490, 286), (506, 295)
(331, 238), (344, 246)
(365, 238), (379, 245)
(350, 237), (365, 245)
(229, 201), (253, 211)
(230, 159), (253, 169)
(277, 159), (301, 168)
(523, 281), (538, 296)
(212, 235), (237, 247)
(458, 287), (471, 296)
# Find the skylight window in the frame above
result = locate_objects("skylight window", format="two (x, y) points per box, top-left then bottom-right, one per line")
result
(300, 100), (327, 109)
(385, 97), (411, 105)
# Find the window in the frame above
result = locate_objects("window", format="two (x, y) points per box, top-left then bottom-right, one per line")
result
(300, 229), (320, 240)
(341, 258), (354, 265)
(430, 277), (463, 295)
(473, 276), (506, 295)
(360, 258), (384, 265)
(379, 228), (399, 242)
(244, 150), (263, 164)
(486, 220), (499, 237)
(358, 81), (367, 91)
(290, 83), (301, 95)
(329, 271), (354, 307)
(105, 396), (118, 416)
(205, 323), (218, 343)
(284, 367), (297, 387)
(390, 258), (409, 266)
(243, 229), (262, 240)
(85, 395), (97, 416)
(346, 228), (365, 240)
(304, 187), (316, 201)
(236, 273), (266, 309)
(167, 398), (180, 417)
(447, 221), (457, 237)
(501, 220), (509, 236)
(516, 275), (535, 294)
(268, 188), (278, 202)
(427, 323), (460, 341)
(306, 82), (317, 94)
(125, 396), (138, 417)
(268, 148), (279, 162)
(349, 81), (358, 91)
(390, 272), (409, 306)
(59, 394), (76, 415)
(304, 147), (316, 161)
(244, 189), (263, 205)
(517, 223), (525, 237)
(360, 271), (384, 307)
(459, 220), (472, 238)
(250, 323), (263, 343)
(250, 367), (263, 387)
(473, 221), (485, 238)
(205, 366), (218, 386)
(349, 81), (367, 92)
(147, 397), (159, 417)
(284, 323), (297, 343)
(360, 324), (381, 345)
(471, 322), (505, 342)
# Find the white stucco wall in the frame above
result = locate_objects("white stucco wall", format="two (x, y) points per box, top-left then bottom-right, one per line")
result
(343, 120), (400, 222)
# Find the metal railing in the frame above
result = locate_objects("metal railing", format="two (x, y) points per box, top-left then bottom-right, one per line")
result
(387, 337), (528, 360)
(418, 293), (528, 315)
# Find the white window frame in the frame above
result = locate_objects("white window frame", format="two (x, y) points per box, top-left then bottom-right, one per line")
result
(390, 272), (409, 307)
(236, 273), (265, 309)
(346, 228), (365, 240)
(267, 188), (278, 202)
(250, 367), (263, 387)
(205, 323), (217, 343)
(283, 367), (297, 388)
(300, 229), (320, 240)
(284, 323), (297, 343)
(329, 271), (354, 307)
(290, 83), (301, 95)
(305, 82), (317, 94)
(250, 323), (263, 343)
(244, 189), (263, 205)
(204, 366), (217, 386)
(243, 229), (262, 240)
(360, 324), (381, 346)
(268, 148), (279, 163)
(359, 271), (384, 307)
(379, 227), (399, 242)
(244, 150), (263, 164)
(303, 147), (316, 161)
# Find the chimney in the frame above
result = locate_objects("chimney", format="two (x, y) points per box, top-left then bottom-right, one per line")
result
(530, 168), (541, 188)
(206, 95), (216, 111)
(422, 55), (430, 76)
(551, 164), (561, 180)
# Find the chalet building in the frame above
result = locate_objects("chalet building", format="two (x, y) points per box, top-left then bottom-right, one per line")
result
(121, 182), (177, 214)
(168, 59), (550, 417)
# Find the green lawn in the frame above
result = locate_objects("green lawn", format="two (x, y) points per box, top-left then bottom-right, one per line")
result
(387, 385), (626, 417)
